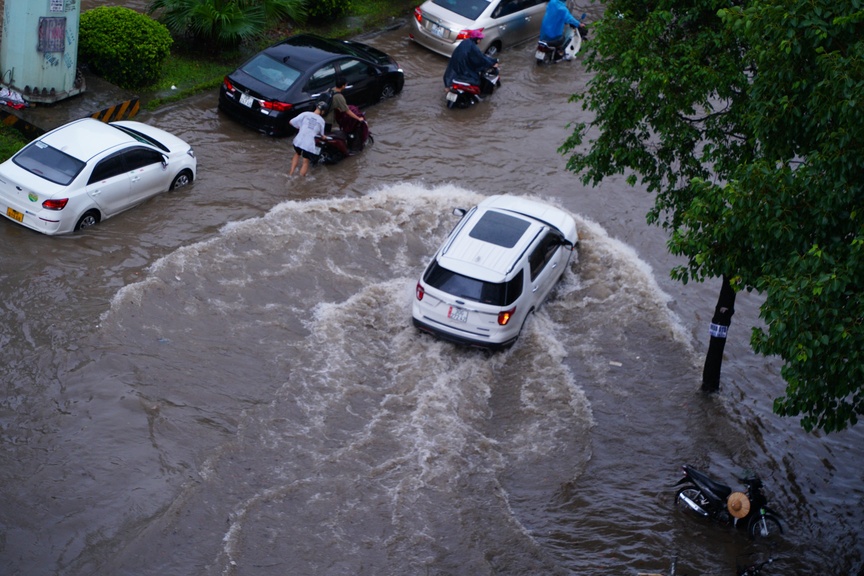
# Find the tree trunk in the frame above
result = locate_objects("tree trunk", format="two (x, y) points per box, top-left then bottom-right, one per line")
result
(702, 275), (736, 392)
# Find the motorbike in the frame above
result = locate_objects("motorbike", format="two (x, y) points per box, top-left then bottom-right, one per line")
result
(674, 464), (784, 542)
(535, 13), (588, 65)
(445, 66), (500, 109)
(315, 108), (373, 165)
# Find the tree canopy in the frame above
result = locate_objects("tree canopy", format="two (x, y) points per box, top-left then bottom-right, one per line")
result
(561, 0), (864, 432)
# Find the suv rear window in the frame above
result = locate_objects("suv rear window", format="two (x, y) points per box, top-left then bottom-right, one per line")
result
(469, 210), (530, 248)
(424, 261), (524, 305)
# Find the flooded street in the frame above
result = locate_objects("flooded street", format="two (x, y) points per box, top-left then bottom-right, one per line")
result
(1, 20), (863, 576)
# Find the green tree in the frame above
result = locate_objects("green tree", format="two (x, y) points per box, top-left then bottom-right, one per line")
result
(561, 0), (864, 432)
(147, 0), (306, 48)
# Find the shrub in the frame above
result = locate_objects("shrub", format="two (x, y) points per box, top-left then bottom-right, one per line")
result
(79, 7), (173, 89)
(306, 0), (352, 22)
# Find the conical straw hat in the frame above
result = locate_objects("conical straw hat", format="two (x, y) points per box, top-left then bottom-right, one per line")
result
(727, 491), (751, 519)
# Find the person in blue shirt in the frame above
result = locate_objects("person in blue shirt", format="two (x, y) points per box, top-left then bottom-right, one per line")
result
(539, 0), (582, 59)
(443, 29), (499, 89)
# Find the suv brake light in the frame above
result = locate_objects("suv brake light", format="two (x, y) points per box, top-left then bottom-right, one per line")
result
(416, 282), (425, 301)
(497, 307), (515, 326)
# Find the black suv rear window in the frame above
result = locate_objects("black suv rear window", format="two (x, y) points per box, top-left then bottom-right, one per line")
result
(424, 261), (524, 306)
(468, 210), (530, 248)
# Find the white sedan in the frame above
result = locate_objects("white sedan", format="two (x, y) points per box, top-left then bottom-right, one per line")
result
(0, 118), (196, 235)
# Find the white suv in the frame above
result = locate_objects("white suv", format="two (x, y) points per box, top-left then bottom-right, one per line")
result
(412, 195), (578, 349)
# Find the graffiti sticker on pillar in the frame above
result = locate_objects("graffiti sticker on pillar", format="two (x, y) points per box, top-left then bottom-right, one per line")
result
(708, 323), (728, 339)
(38, 18), (67, 53)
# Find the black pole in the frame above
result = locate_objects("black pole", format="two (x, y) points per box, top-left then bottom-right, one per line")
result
(702, 275), (736, 392)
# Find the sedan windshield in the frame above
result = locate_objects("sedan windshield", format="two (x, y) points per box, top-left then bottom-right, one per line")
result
(112, 124), (169, 152)
(241, 53), (301, 91)
(431, 0), (491, 19)
(13, 141), (85, 186)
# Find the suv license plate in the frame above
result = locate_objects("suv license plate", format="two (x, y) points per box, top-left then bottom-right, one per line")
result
(448, 306), (468, 323)
(239, 93), (254, 107)
(6, 207), (23, 222)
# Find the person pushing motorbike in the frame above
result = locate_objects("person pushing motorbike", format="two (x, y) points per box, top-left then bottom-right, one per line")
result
(443, 29), (499, 92)
(539, 0), (583, 60)
(324, 76), (365, 134)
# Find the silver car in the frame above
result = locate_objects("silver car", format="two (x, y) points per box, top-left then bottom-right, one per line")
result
(410, 0), (549, 58)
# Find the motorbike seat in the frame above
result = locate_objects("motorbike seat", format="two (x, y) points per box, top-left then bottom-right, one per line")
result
(683, 465), (732, 502)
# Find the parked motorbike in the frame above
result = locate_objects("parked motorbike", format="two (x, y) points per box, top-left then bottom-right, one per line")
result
(535, 13), (588, 65)
(445, 66), (500, 109)
(674, 464), (784, 542)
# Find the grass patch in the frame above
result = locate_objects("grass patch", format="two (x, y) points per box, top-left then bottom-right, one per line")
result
(0, 124), (31, 160)
(142, 54), (236, 110)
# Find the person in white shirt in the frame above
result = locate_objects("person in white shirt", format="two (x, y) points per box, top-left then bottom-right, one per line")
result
(289, 101), (327, 177)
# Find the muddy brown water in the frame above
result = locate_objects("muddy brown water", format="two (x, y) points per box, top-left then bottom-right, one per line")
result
(1, 19), (862, 576)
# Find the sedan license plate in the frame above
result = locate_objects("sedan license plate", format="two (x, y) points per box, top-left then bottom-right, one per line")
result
(448, 306), (468, 323)
(431, 23), (445, 37)
(239, 93), (254, 107)
(6, 207), (23, 222)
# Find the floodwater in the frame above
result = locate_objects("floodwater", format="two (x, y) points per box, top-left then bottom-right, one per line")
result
(2, 20), (863, 576)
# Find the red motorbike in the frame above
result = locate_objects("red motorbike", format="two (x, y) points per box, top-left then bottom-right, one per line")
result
(445, 67), (500, 109)
(315, 105), (372, 165)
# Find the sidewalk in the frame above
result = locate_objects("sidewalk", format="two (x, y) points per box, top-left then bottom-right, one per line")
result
(3, 69), (139, 136)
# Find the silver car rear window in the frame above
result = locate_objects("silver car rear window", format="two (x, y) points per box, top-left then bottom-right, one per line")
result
(13, 141), (86, 186)
(431, 0), (493, 19)
(241, 53), (301, 91)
